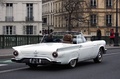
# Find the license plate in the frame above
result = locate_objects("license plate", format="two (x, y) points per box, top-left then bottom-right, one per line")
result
(29, 58), (41, 64)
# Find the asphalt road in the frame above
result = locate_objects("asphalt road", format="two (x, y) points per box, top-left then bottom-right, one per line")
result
(0, 49), (120, 79)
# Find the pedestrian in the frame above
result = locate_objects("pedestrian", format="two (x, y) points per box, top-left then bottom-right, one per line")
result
(96, 28), (101, 40)
(109, 28), (115, 46)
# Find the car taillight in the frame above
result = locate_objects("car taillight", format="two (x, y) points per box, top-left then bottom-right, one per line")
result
(52, 52), (58, 58)
(13, 51), (19, 56)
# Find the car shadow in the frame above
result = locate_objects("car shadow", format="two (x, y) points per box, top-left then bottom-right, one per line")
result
(25, 61), (102, 71)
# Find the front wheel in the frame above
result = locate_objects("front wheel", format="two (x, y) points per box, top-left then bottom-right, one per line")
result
(93, 48), (103, 63)
(68, 59), (77, 68)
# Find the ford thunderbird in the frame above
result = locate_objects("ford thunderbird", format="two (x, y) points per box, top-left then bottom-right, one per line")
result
(11, 32), (107, 68)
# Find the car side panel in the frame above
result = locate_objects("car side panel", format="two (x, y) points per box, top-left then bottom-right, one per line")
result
(78, 42), (96, 61)
(55, 46), (79, 64)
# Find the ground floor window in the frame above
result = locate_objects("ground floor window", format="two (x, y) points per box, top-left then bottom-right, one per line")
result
(23, 25), (36, 35)
(3, 26), (16, 35)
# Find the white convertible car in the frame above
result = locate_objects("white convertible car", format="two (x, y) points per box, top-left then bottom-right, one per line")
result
(11, 32), (107, 68)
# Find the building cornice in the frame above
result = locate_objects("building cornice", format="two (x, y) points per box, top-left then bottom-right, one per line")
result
(0, 21), (42, 23)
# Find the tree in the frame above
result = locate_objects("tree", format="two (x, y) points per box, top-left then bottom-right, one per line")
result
(62, 0), (88, 31)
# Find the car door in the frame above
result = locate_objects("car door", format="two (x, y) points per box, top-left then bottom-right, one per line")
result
(76, 34), (95, 61)
(78, 42), (95, 61)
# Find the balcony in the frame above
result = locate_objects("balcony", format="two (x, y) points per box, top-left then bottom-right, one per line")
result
(26, 17), (34, 21)
(90, 23), (97, 27)
(106, 5), (112, 9)
(106, 23), (112, 27)
(90, 5), (97, 9)
(5, 16), (14, 21)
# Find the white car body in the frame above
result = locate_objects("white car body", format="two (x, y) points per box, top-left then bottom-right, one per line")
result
(11, 33), (107, 68)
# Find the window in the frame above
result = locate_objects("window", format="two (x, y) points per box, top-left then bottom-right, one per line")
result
(90, 14), (97, 26)
(106, 14), (112, 27)
(42, 18), (47, 23)
(3, 26), (16, 35)
(26, 3), (34, 21)
(6, 3), (13, 21)
(23, 25), (36, 35)
(106, 0), (112, 8)
(90, 0), (96, 8)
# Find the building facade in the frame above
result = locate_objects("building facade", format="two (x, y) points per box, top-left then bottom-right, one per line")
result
(42, 0), (54, 34)
(43, 0), (120, 36)
(0, 0), (42, 35)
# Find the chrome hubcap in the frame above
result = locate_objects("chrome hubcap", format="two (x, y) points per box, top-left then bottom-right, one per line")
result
(70, 60), (76, 67)
(98, 51), (102, 61)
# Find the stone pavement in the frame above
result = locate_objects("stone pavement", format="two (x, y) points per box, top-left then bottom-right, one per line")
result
(0, 45), (120, 58)
(0, 48), (14, 58)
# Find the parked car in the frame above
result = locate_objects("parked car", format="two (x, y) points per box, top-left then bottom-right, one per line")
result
(11, 32), (107, 68)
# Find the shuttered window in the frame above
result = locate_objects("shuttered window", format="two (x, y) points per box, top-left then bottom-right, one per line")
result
(6, 3), (13, 21)
(23, 25), (36, 35)
(90, 0), (96, 8)
(3, 26), (16, 35)
(106, 0), (112, 8)
(106, 14), (112, 27)
(90, 14), (97, 26)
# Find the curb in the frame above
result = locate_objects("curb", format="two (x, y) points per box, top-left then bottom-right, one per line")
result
(0, 55), (13, 59)
(107, 47), (120, 50)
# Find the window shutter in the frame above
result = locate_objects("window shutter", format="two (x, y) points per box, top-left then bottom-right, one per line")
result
(33, 26), (36, 35)
(23, 26), (26, 35)
(13, 26), (16, 35)
(3, 26), (6, 35)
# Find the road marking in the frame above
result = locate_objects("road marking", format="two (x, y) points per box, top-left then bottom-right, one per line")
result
(0, 64), (8, 66)
(0, 67), (28, 74)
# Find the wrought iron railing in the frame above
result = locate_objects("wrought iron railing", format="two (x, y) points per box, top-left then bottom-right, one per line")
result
(26, 16), (34, 21)
(0, 35), (42, 49)
(5, 16), (14, 21)
(0, 35), (119, 49)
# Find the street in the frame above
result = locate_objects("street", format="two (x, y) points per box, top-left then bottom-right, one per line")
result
(0, 49), (120, 79)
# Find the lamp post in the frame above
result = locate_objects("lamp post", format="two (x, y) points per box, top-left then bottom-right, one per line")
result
(114, 0), (119, 46)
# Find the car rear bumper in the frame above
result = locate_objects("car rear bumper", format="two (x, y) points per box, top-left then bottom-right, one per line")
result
(11, 58), (61, 65)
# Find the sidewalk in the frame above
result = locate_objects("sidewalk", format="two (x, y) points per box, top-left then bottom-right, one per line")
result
(0, 48), (14, 58)
(0, 45), (120, 58)
(106, 45), (120, 49)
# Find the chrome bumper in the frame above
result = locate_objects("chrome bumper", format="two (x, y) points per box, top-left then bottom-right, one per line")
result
(11, 58), (61, 65)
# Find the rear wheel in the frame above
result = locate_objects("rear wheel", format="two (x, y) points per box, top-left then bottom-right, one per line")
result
(94, 48), (103, 63)
(69, 59), (77, 68)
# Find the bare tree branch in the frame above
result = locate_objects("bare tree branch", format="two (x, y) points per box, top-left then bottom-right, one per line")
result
(62, 0), (87, 31)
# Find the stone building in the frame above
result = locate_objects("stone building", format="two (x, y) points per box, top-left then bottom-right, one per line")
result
(0, 0), (42, 35)
(42, 0), (54, 34)
(42, 0), (120, 36)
